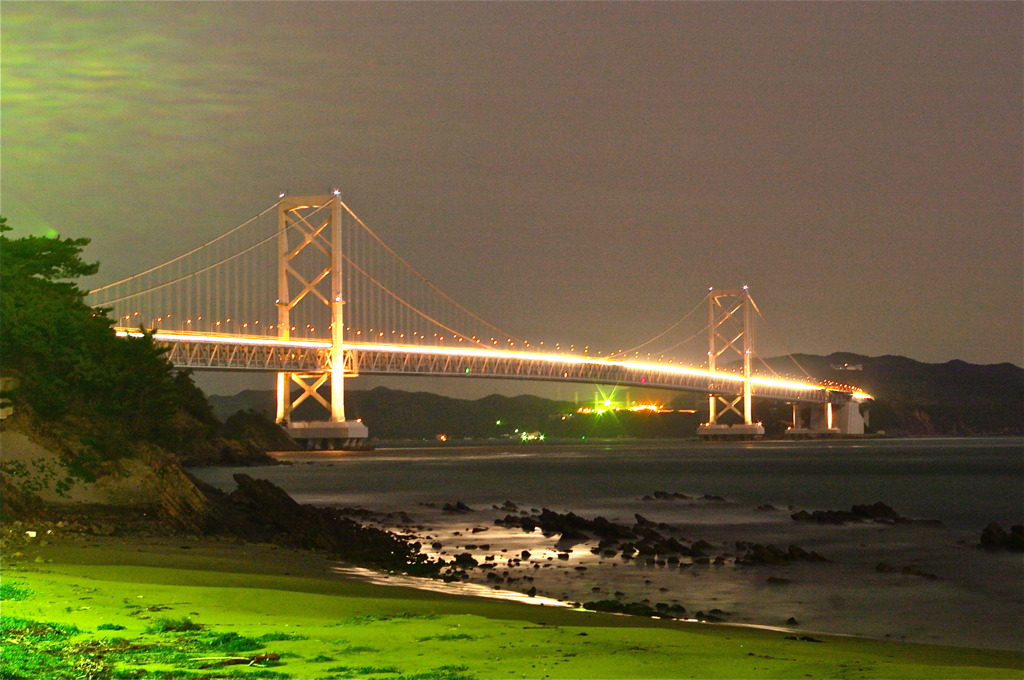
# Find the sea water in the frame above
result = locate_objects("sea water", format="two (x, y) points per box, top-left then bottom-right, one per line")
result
(192, 437), (1024, 650)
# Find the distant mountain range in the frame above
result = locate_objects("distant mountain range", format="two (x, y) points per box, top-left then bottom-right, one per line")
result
(206, 353), (1024, 439)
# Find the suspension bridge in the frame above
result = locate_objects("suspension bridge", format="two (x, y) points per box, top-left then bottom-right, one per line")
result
(87, 193), (870, 448)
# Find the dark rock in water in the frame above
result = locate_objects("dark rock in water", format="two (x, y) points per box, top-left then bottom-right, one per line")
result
(979, 522), (1024, 551)
(852, 501), (901, 521)
(792, 501), (942, 526)
(453, 552), (478, 568)
(786, 617), (799, 625)
(736, 543), (830, 566)
(442, 501), (474, 514)
(691, 539), (714, 553)
(876, 561), (937, 579)
(497, 507), (637, 543)
(583, 600), (672, 619)
(900, 565), (938, 580)
(644, 490), (691, 501)
(208, 474), (437, 574)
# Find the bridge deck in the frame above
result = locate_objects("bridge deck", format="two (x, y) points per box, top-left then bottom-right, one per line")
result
(121, 330), (849, 404)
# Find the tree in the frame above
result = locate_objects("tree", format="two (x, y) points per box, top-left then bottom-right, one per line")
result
(0, 218), (201, 456)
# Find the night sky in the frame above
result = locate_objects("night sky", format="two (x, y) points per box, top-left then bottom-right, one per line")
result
(3, 2), (1021, 395)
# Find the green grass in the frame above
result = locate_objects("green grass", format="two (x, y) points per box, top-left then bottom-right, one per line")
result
(0, 581), (33, 601)
(1, 543), (1021, 680)
(144, 616), (204, 633)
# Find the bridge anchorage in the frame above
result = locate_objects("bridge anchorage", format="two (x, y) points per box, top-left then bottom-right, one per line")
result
(89, 191), (871, 449)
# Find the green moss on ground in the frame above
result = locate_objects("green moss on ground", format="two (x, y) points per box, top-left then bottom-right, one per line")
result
(2, 544), (1021, 680)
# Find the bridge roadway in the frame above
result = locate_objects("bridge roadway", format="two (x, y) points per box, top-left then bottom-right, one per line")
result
(118, 329), (860, 405)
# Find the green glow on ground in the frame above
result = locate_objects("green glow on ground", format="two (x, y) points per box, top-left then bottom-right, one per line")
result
(2, 540), (1020, 679)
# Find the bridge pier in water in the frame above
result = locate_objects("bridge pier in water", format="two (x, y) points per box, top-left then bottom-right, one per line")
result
(786, 394), (868, 439)
(274, 194), (370, 451)
(697, 287), (766, 440)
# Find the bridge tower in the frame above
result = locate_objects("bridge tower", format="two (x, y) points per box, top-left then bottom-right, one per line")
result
(275, 193), (368, 449)
(697, 287), (765, 440)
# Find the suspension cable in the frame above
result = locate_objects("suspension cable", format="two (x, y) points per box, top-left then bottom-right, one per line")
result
(91, 227), (282, 306)
(339, 200), (525, 344)
(341, 253), (485, 347)
(749, 294), (816, 381)
(648, 324), (711, 358)
(609, 293), (709, 358)
(88, 200), (281, 295)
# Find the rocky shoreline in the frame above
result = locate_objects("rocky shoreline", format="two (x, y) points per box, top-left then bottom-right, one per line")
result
(6, 451), (1022, 650)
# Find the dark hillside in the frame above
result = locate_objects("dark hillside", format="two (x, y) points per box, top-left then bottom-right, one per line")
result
(760, 353), (1024, 435)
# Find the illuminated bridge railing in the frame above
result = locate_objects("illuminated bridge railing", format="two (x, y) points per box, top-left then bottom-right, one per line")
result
(122, 330), (835, 404)
(348, 345), (830, 404)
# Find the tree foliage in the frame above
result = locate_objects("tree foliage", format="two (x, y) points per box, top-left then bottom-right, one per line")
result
(0, 217), (211, 458)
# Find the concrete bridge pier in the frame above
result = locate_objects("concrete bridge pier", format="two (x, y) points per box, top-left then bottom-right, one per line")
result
(287, 420), (371, 451)
(787, 393), (870, 438)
